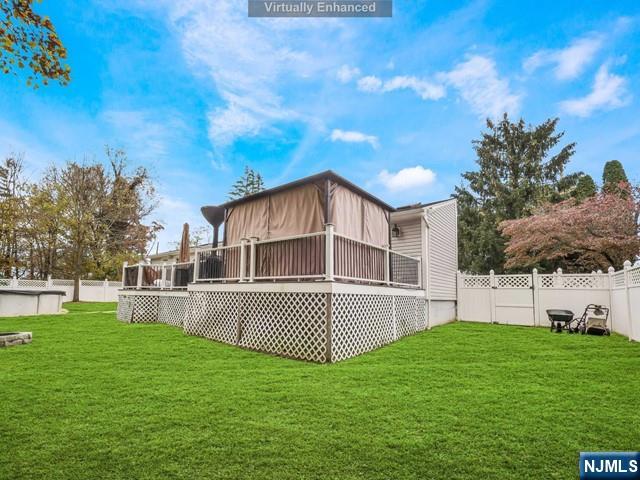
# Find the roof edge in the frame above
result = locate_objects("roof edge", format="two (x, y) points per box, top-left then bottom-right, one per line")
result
(218, 170), (394, 211)
(394, 198), (455, 212)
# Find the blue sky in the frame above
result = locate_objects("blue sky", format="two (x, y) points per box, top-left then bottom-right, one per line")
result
(1, 0), (639, 251)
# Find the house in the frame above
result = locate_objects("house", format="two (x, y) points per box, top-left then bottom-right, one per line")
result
(117, 171), (458, 362)
(390, 199), (458, 326)
(147, 244), (211, 265)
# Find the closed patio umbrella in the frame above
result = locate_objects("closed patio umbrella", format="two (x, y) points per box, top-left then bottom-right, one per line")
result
(179, 223), (190, 263)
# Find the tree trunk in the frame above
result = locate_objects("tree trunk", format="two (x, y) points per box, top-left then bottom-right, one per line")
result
(73, 273), (80, 302)
(73, 248), (81, 302)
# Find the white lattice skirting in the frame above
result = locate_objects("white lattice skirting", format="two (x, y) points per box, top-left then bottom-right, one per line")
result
(117, 293), (188, 327)
(118, 287), (427, 363)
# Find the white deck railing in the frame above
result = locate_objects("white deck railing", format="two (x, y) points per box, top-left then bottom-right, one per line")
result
(123, 224), (422, 289)
(122, 261), (194, 290)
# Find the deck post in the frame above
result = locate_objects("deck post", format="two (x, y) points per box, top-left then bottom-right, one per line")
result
(171, 263), (176, 289)
(161, 262), (167, 290)
(239, 239), (247, 282)
(324, 224), (334, 281)
(122, 261), (128, 287)
(249, 237), (257, 282)
(136, 263), (143, 290)
(325, 293), (332, 363)
(384, 246), (390, 285)
(193, 248), (200, 282)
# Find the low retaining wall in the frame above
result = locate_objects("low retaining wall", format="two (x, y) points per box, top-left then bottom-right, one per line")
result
(117, 283), (427, 363)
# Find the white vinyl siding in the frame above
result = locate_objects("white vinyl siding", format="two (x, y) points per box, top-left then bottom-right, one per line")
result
(427, 201), (458, 300)
(390, 218), (422, 260)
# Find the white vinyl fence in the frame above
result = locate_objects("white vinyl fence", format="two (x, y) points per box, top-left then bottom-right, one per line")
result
(0, 277), (122, 302)
(458, 262), (639, 342)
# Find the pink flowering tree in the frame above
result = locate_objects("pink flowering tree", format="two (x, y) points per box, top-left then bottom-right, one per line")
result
(499, 184), (640, 272)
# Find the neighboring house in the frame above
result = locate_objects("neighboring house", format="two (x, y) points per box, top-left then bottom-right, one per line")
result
(148, 244), (213, 265)
(118, 170), (458, 363)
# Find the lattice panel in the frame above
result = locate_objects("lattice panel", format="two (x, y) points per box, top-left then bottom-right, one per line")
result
(183, 291), (240, 344)
(131, 295), (159, 323)
(396, 296), (418, 337)
(119, 290), (428, 364)
(629, 267), (640, 286)
(0, 278), (10, 287)
(117, 295), (134, 322)
(157, 296), (189, 327)
(561, 275), (599, 289)
(239, 292), (327, 362)
(81, 280), (105, 287)
(538, 275), (555, 288)
(462, 276), (490, 288)
(496, 275), (531, 289)
(416, 298), (427, 331)
(17, 279), (48, 288)
(331, 294), (395, 363)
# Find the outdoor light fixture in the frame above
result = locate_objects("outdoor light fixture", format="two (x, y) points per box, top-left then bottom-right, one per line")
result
(391, 224), (401, 238)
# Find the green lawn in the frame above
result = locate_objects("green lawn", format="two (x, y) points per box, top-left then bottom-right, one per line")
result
(1, 303), (638, 479)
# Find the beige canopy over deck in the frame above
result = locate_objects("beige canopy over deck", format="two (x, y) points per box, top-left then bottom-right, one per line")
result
(222, 171), (393, 247)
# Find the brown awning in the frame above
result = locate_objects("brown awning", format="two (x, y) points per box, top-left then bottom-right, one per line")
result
(225, 182), (325, 245)
(222, 171), (391, 248)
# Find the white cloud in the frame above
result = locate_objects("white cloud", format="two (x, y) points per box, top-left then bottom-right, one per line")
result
(560, 63), (630, 117)
(330, 129), (379, 149)
(377, 166), (436, 191)
(381, 75), (446, 100)
(357, 75), (383, 92)
(336, 64), (361, 83)
(357, 74), (445, 100)
(153, 0), (346, 147)
(524, 35), (603, 80)
(354, 56), (516, 117)
(443, 55), (521, 118)
(102, 109), (185, 159)
(206, 98), (267, 147)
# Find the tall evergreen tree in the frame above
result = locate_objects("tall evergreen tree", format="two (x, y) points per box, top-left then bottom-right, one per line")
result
(572, 173), (597, 202)
(228, 166), (265, 200)
(602, 160), (629, 195)
(454, 114), (576, 273)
